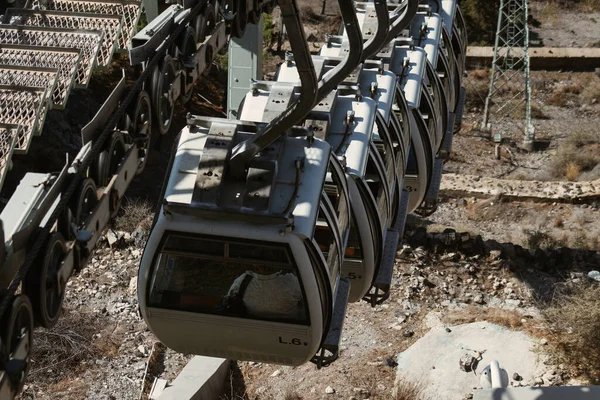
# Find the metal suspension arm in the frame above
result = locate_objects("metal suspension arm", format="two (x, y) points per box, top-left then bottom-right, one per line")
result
(229, 0), (318, 176)
(386, 0), (419, 42)
(362, 0), (390, 60)
(316, 0), (363, 100)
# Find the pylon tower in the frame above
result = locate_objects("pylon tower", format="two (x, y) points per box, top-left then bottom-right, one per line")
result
(482, 0), (534, 150)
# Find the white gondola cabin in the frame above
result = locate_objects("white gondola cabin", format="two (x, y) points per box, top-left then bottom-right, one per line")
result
(138, 118), (352, 367)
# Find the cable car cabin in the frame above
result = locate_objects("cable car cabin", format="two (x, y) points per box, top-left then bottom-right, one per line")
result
(425, 0), (469, 111)
(381, 44), (434, 214)
(443, 0), (468, 77)
(408, 11), (450, 149)
(238, 79), (395, 305)
(278, 57), (409, 232)
(320, 35), (436, 215)
(355, 62), (411, 233)
(431, 0), (464, 114)
(138, 117), (352, 367)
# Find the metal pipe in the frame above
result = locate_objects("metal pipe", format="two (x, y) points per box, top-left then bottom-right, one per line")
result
(490, 360), (504, 388)
(228, 0), (318, 176)
(362, 0), (389, 61)
(316, 0), (363, 101)
(386, 0), (419, 42)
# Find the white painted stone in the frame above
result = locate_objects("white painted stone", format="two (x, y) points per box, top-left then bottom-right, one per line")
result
(394, 320), (547, 400)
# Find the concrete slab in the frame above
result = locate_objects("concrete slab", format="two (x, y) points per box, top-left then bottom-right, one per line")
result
(158, 356), (229, 400)
(395, 321), (546, 400)
(473, 386), (600, 400)
(440, 173), (600, 203)
(467, 46), (600, 71)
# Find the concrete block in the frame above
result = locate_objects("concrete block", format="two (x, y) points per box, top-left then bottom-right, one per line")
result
(473, 386), (600, 400)
(159, 356), (229, 400)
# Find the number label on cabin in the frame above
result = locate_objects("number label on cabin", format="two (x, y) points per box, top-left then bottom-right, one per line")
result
(278, 336), (308, 346)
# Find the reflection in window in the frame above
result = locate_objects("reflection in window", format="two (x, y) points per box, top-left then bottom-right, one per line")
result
(148, 235), (308, 325)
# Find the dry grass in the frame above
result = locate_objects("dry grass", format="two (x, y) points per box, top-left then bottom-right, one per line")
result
(581, 80), (600, 103)
(392, 378), (430, 400)
(543, 282), (600, 383)
(553, 216), (564, 228)
(522, 228), (566, 249)
(442, 306), (547, 338)
(546, 91), (567, 107)
(565, 163), (581, 181)
(114, 198), (154, 232)
(466, 196), (508, 222)
(23, 308), (127, 399)
(464, 71), (490, 108)
(551, 132), (600, 180)
(537, 1), (561, 23)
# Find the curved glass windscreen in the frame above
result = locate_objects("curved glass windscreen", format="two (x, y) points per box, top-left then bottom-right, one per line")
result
(148, 233), (309, 325)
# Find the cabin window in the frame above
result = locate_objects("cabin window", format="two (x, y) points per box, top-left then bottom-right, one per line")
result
(394, 86), (411, 136)
(314, 200), (342, 285)
(365, 147), (389, 231)
(406, 147), (418, 175)
(148, 233), (309, 325)
(324, 166), (350, 239)
(345, 216), (363, 259)
(374, 113), (398, 195)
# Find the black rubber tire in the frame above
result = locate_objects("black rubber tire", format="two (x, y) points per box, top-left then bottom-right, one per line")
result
(90, 132), (126, 187)
(71, 178), (98, 228)
(248, 0), (260, 25)
(151, 55), (177, 135)
(178, 26), (197, 105)
(231, 0), (248, 38)
(1, 294), (33, 394)
(126, 90), (153, 175)
(24, 232), (68, 329)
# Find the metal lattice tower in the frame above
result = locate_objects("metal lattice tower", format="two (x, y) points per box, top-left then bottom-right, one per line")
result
(483, 0), (534, 150)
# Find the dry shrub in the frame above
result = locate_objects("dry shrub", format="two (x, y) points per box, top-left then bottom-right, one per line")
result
(543, 282), (600, 382)
(522, 228), (564, 249)
(464, 76), (489, 108)
(470, 69), (489, 81)
(551, 132), (600, 180)
(530, 102), (546, 119)
(392, 377), (430, 400)
(553, 216), (564, 228)
(114, 198), (154, 232)
(565, 163), (581, 181)
(443, 307), (550, 344)
(581, 80), (600, 103)
(466, 196), (506, 222)
(546, 91), (567, 107)
(539, 1), (560, 24)
(545, 82), (583, 107)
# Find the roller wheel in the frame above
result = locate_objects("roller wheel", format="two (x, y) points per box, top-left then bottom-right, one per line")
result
(1, 294), (33, 395)
(263, 0), (275, 14)
(194, 13), (207, 43)
(248, 0), (260, 24)
(198, 1), (216, 42)
(151, 55), (177, 135)
(24, 232), (68, 329)
(124, 90), (153, 175)
(71, 178), (98, 228)
(231, 0), (248, 38)
(178, 26), (197, 105)
(91, 132), (126, 187)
